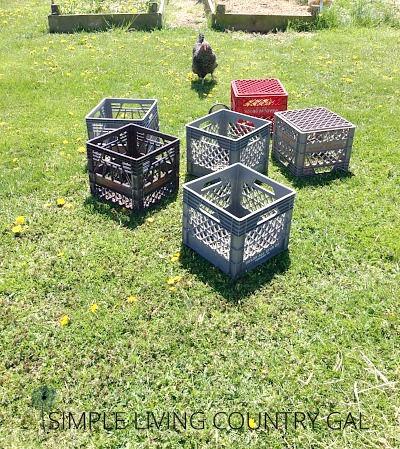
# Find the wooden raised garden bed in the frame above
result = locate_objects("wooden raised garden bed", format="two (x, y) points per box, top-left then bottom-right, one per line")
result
(204, 0), (315, 33)
(48, 1), (165, 32)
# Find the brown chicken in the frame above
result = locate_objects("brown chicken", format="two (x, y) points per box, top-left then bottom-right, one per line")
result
(192, 33), (218, 86)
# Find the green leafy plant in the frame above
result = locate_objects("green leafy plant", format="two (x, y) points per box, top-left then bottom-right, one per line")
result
(59, 0), (150, 14)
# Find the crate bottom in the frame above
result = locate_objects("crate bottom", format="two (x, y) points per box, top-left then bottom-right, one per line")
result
(272, 147), (350, 177)
(182, 210), (292, 279)
(183, 234), (288, 279)
(90, 181), (177, 210)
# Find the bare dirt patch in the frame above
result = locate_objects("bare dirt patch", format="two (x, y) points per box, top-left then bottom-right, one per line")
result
(166, 0), (207, 28)
(218, 0), (311, 15)
(166, 0), (311, 28)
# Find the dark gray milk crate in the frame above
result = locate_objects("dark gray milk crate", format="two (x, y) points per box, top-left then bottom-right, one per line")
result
(186, 109), (271, 177)
(272, 107), (356, 176)
(182, 163), (296, 279)
(86, 98), (159, 139)
(86, 124), (179, 211)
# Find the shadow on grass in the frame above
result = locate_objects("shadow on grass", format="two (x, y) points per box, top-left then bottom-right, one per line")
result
(270, 156), (355, 189)
(191, 78), (217, 99)
(180, 244), (291, 303)
(83, 191), (178, 231)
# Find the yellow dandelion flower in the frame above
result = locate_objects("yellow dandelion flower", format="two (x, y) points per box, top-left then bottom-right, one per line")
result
(12, 225), (22, 234)
(66, 73), (72, 77)
(127, 296), (137, 303)
(15, 216), (25, 224)
(13, 157), (18, 163)
(90, 303), (98, 313)
(170, 252), (180, 263)
(248, 418), (257, 429)
(57, 252), (64, 257)
(77, 146), (86, 153)
(146, 217), (155, 223)
(167, 275), (182, 285)
(57, 198), (66, 207)
(159, 238), (164, 243)
(59, 315), (69, 326)
(169, 287), (176, 292)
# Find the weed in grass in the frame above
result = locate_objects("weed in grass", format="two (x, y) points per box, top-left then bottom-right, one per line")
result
(288, 0), (400, 30)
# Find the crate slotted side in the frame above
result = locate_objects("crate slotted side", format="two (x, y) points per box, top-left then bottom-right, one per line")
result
(272, 107), (356, 176)
(86, 98), (159, 139)
(186, 109), (271, 177)
(182, 163), (295, 279)
(87, 124), (179, 210)
(231, 79), (288, 130)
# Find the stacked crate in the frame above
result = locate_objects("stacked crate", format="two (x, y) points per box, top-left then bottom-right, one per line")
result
(86, 124), (179, 211)
(186, 109), (271, 177)
(86, 98), (159, 139)
(231, 79), (288, 132)
(182, 163), (296, 279)
(272, 107), (356, 176)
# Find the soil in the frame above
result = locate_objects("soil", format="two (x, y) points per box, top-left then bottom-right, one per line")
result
(218, 0), (310, 15)
(166, 0), (310, 28)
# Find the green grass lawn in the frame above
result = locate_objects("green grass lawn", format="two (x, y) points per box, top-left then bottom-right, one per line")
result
(0, 1), (399, 448)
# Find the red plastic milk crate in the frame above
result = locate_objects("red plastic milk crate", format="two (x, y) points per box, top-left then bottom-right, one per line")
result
(231, 79), (288, 131)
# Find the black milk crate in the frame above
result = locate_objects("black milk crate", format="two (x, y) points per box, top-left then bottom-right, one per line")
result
(186, 109), (271, 177)
(272, 107), (356, 177)
(86, 124), (180, 211)
(86, 98), (159, 139)
(182, 163), (296, 279)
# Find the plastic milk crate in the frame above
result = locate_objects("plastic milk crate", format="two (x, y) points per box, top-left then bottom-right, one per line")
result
(86, 124), (179, 211)
(186, 109), (271, 177)
(272, 107), (356, 177)
(182, 163), (296, 279)
(86, 98), (159, 139)
(231, 79), (288, 132)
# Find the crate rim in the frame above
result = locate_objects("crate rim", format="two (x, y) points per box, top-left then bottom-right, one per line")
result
(183, 163), (296, 224)
(231, 78), (288, 96)
(86, 123), (180, 163)
(88, 122), (179, 144)
(274, 107), (357, 133)
(85, 97), (158, 121)
(186, 110), (272, 143)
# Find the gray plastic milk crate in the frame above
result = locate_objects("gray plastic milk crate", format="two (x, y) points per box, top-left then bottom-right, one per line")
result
(86, 98), (159, 139)
(272, 107), (356, 177)
(186, 109), (271, 177)
(86, 124), (180, 211)
(182, 163), (296, 279)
